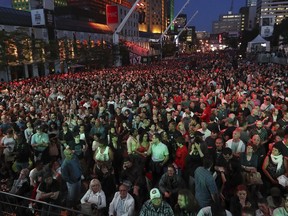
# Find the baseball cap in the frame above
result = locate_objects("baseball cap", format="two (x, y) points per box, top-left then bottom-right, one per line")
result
(150, 188), (161, 200)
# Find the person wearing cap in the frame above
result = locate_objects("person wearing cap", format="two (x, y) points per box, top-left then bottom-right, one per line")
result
(109, 184), (135, 216)
(139, 188), (174, 216)
(273, 194), (288, 215)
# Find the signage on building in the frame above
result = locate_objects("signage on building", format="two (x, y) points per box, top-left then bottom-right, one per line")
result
(261, 26), (274, 38)
(31, 9), (46, 26)
(106, 5), (119, 24)
(45, 9), (55, 27)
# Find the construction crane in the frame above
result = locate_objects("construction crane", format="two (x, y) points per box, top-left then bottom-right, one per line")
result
(173, 10), (198, 43)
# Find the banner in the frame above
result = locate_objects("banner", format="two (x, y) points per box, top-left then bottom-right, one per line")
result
(106, 5), (118, 24)
(31, 9), (45, 26)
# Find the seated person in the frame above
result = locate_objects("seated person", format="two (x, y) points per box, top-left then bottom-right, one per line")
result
(36, 172), (61, 216)
(9, 168), (30, 196)
(273, 194), (288, 215)
(109, 184), (135, 216)
(80, 179), (106, 215)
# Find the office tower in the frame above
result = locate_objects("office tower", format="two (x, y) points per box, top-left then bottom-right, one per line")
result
(256, 0), (288, 36)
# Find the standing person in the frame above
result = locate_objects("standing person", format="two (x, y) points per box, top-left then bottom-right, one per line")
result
(61, 148), (82, 209)
(109, 184), (135, 216)
(146, 133), (169, 187)
(194, 158), (218, 208)
(31, 125), (49, 161)
(139, 188), (174, 216)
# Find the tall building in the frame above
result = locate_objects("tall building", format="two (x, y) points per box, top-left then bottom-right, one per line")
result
(165, 0), (174, 31)
(138, 0), (166, 34)
(256, 0), (288, 37)
(212, 12), (244, 35)
(12, 0), (67, 11)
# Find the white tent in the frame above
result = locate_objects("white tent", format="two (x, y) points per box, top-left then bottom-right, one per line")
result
(247, 35), (270, 52)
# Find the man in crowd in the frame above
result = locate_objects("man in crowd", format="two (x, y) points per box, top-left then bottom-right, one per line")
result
(139, 188), (174, 216)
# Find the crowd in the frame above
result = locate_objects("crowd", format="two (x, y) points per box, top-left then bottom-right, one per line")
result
(0, 51), (288, 216)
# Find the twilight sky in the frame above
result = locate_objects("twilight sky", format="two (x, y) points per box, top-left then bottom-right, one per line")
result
(175, 0), (246, 32)
(0, 0), (246, 32)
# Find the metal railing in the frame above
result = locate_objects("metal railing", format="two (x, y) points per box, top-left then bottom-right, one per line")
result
(0, 190), (92, 216)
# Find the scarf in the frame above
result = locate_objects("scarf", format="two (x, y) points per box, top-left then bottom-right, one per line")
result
(271, 154), (283, 171)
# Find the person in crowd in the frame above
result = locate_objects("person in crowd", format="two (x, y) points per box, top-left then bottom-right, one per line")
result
(197, 198), (232, 216)
(93, 137), (114, 177)
(0, 128), (16, 163)
(119, 156), (147, 201)
(31, 125), (49, 161)
(109, 184), (135, 216)
(229, 184), (252, 216)
(262, 145), (287, 187)
(240, 144), (259, 184)
(255, 198), (273, 216)
(174, 189), (200, 216)
(194, 158), (218, 208)
(250, 120), (269, 146)
(273, 194), (288, 215)
(174, 136), (188, 175)
(225, 128), (246, 158)
(61, 148), (82, 209)
(80, 178), (106, 215)
(9, 168), (30, 196)
(146, 133), (169, 187)
(158, 164), (186, 207)
(266, 187), (284, 210)
(36, 172), (61, 216)
(139, 187), (174, 216)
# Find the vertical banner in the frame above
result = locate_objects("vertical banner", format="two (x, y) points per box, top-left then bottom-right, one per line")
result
(106, 5), (119, 24)
(31, 9), (46, 26)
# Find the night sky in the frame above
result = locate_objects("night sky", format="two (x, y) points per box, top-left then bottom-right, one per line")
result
(0, 0), (246, 32)
(175, 0), (246, 32)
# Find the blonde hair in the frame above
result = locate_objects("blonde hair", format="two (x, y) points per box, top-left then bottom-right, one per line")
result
(89, 179), (102, 190)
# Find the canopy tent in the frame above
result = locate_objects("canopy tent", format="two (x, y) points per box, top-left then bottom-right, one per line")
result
(247, 35), (270, 52)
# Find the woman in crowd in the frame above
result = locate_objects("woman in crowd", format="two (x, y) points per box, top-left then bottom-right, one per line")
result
(93, 138), (114, 177)
(80, 178), (106, 215)
(262, 145), (288, 186)
(229, 184), (252, 216)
